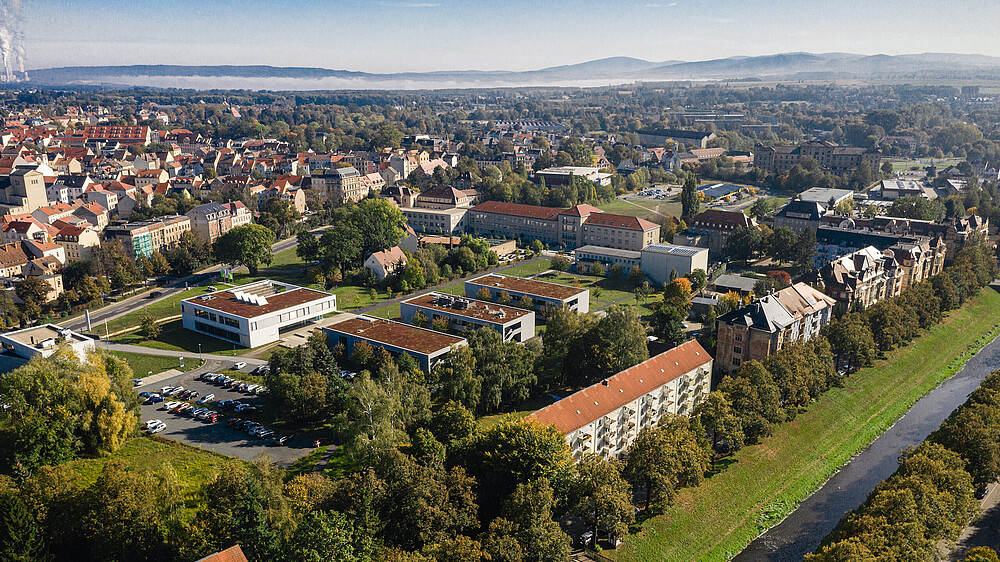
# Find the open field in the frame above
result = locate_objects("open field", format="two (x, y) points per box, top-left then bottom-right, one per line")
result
(600, 198), (681, 221)
(113, 319), (253, 356)
(68, 436), (235, 496)
(268, 246), (304, 269)
(329, 285), (394, 310)
(612, 288), (1000, 561)
(109, 350), (194, 377)
(499, 259), (553, 278)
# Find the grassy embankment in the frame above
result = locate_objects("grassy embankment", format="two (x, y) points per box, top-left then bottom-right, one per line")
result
(68, 436), (235, 497)
(109, 351), (198, 377)
(611, 288), (1000, 562)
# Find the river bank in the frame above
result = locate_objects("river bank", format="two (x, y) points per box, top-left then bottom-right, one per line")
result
(736, 313), (1000, 560)
(610, 288), (1000, 561)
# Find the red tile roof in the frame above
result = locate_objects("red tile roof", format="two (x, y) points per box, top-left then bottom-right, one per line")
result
(471, 200), (563, 220)
(560, 203), (604, 216)
(584, 212), (658, 231)
(528, 340), (712, 433)
(195, 545), (249, 562)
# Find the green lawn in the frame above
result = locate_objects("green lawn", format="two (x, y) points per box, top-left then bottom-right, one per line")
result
(368, 302), (401, 320)
(530, 271), (649, 309)
(268, 247), (304, 269)
(109, 351), (195, 378)
(68, 436), (234, 496)
(330, 285), (394, 310)
(501, 259), (553, 278)
(101, 286), (211, 335)
(287, 444), (330, 477)
(113, 319), (253, 357)
(612, 288), (1000, 561)
(598, 198), (682, 221)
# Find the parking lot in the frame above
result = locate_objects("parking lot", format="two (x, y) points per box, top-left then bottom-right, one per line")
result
(138, 360), (316, 466)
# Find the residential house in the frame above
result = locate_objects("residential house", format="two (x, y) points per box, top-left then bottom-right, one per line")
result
(810, 246), (901, 310)
(364, 246), (407, 282)
(72, 202), (110, 231)
(715, 294), (796, 375)
(186, 201), (253, 242)
(55, 225), (101, 261)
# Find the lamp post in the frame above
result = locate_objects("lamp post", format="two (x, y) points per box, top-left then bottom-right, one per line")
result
(198, 343), (202, 355)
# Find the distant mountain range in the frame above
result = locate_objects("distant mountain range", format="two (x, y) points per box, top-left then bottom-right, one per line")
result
(22, 52), (1000, 91)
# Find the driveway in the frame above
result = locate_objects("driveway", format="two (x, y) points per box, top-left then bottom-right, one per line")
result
(140, 359), (313, 466)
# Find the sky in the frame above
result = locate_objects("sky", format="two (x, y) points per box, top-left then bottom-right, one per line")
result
(17, 0), (1000, 72)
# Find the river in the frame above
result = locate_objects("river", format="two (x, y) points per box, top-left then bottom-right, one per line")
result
(734, 332), (1000, 561)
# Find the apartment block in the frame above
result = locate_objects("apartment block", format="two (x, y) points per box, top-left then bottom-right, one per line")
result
(528, 340), (713, 460)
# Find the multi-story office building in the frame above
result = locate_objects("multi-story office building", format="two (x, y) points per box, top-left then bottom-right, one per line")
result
(322, 315), (465, 372)
(465, 273), (590, 315)
(400, 292), (536, 342)
(754, 140), (881, 175)
(468, 201), (659, 250)
(528, 340), (713, 460)
(639, 243), (710, 286)
(181, 280), (337, 348)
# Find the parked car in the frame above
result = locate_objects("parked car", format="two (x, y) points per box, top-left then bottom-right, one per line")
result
(132, 378), (143, 387)
(144, 419), (163, 430)
(144, 394), (164, 405)
(198, 394), (215, 403)
(233, 362), (247, 370)
(147, 422), (166, 434)
(139, 391), (152, 399)
(163, 401), (181, 410)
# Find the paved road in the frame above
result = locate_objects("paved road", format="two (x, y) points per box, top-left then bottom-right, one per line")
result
(141, 358), (313, 466)
(946, 483), (1000, 559)
(101, 341), (269, 366)
(59, 225), (330, 333)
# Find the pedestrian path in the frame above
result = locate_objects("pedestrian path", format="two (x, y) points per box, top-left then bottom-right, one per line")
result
(98, 341), (268, 365)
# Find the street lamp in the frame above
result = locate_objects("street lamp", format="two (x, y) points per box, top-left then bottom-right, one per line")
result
(198, 343), (202, 354)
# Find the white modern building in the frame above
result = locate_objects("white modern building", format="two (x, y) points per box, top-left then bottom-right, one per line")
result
(322, 315), (466, 372)
(0, 324), (96, 371)
(465, 273), (590, 315)
(181, 280), (337, 348)
(401, 206), (469, 234)
(528, 340), (713, 460)
(400, 292), (536, 342)
(574, 245), (642, 272)
(640, 243), (710, 286)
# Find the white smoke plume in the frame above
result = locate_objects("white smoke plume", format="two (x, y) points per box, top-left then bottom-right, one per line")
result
(0, 0), (27, 82)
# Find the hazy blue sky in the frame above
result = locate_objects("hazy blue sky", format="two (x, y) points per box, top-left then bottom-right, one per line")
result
(19, 0), (1000, 71)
